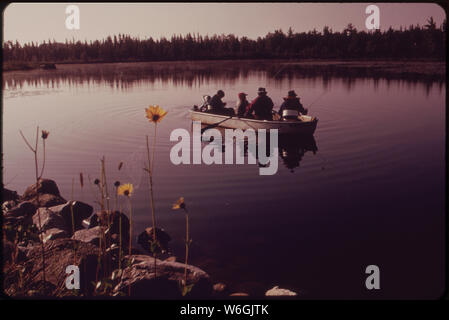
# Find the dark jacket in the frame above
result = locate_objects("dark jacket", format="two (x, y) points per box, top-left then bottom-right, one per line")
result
(279, 97), (305, 115)
(209, 94), (226, 111)
(247, 95), (274, 120)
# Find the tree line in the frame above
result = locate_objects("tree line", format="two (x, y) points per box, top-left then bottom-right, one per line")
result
(3, 18), (446, 64)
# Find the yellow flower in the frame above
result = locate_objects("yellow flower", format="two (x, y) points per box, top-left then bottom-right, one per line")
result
(117, 183), (133, 197)
(145, 105), (167, 123)
(172, 197), (186, 210)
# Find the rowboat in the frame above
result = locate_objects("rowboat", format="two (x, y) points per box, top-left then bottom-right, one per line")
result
(190, 110), (318, 135)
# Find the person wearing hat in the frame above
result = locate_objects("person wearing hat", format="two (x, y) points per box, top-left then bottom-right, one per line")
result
(209, 89), (235, 116)
(246, 87), (274, 120)
(236, 92), (250, 117)
(278, 90), (306, 120)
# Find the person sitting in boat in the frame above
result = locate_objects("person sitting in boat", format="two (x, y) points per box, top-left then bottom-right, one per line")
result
(246, 87), (274, 120)
(199, 95), (212, 112)
(236, 92), (250, 117)
(279, 90), (307, 120)
(209, 90), (235, 116)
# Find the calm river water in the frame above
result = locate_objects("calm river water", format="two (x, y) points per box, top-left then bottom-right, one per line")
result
(2, 61), (445, 298)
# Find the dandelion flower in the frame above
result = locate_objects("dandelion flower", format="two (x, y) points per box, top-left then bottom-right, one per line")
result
(172, 197), (186, 210)
(145, 105), (167, 123)
(41, 130), (49, 139)
(118, 183), (133, 197)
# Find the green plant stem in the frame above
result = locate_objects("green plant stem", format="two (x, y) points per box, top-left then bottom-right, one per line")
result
(39, 138), (46, 179)
(184, 211), (190, 289)
(127, 196), (133, 297)
(128, 196), (133, 258)
(146, 135), (157, 242)
(101, 157), (112, 275)
(23, 126), (47, 288)
(119, 202), (122, 270)
(146, 132), (158, 276)
(70, 178), (77, 265)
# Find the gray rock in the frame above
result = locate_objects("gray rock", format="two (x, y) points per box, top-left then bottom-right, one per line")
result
(42, 228), (70, 243)
(2, 200), (17, 212)
(113, 254), (212, 298)
(265, 286), (297, 296)
(87, 211), (130, 238)
(33, 207), (67, 234)
(3, 188), (20, 202)
(6, 201), (36, 218)
(20, 179), (66, 208)
(21, 179), (62, 199)
(229, 292), (249, 296)
(165, 256), (177, 262)
(137, 227), (171, 254)
(49, 201), (93, 232)
(212, 282), (228, 297)
(4, 238), (100, 297)
(34, 194), (67, 208)
(71, 226), (103, 246)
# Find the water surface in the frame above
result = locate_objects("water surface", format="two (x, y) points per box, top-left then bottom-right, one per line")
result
(2, 61), (445, 298)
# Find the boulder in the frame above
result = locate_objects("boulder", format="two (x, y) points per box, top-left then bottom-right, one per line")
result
(137, 227), (171, 254)
(265, 286), (297, 296)
(230, 292), (249, 296)
(33, 207), (68, 235)
(3, 188), (20, 202)
(113, 254), (212, 298)
(212, 282), (228, 297)
(3, 238), (101, 297)
(165, 256), (177, 262)
(21, 179), (62, 199)
(71, 226), (103, 246)
(5, 201), (36, 218)
(28, 193), (66, 208)
(49, 201), (93, 232)
(42, 228), (70, 243)
(20, 179), (66, 208)
(87, 211), (130, 239)
(2, 200), (17, 212)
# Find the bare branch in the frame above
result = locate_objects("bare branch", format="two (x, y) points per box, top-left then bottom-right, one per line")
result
(19, 130), (35, 152)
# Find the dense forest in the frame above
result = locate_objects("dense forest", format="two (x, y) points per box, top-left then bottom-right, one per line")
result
(3, 18), (446, 66)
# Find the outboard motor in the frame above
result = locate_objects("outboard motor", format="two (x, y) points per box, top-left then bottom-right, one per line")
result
(281, 109), (299, 120)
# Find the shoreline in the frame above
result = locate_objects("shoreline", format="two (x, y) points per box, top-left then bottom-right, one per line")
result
(3, 59), (446, 80)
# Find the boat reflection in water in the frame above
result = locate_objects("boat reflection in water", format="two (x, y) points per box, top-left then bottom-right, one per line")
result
(198, 124), (318, 172)
(278, 134), (318, 172)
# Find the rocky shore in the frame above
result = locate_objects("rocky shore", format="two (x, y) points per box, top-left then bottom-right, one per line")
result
(2, 178), (216, 298)
(2, 178), (298, 298)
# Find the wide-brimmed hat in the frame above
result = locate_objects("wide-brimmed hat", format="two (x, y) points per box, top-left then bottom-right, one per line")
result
(238, 92), (248, 98)
(258, 87), (267, 94)
(287, 90), (298, 97)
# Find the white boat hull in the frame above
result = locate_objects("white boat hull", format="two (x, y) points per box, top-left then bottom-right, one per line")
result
(190, 110), (318, 135)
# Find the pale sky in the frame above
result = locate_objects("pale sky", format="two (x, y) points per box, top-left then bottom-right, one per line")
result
(3, 3), (446, 44)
